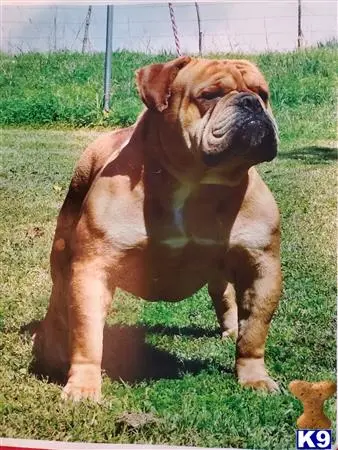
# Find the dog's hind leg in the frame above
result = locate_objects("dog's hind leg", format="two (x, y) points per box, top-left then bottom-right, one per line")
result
(34, 135), (121, 385)
(61, 258), (114, 402)
(32, 210), (75, 380)
(33, 180), (89, 380)
(208, 279), (238, 340)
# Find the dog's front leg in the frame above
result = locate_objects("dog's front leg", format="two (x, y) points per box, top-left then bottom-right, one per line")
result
(62, 260), (114, 402)
(208, 279), (238, 339)
(234, 249), (281, 392)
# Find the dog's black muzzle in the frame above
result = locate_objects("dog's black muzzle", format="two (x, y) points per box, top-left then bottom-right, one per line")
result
(202, 93), (278, 167)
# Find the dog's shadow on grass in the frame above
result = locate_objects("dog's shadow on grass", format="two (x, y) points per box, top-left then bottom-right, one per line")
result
(23, 322), (229, 385)
(278, 146), (337, 164)
(102, 324), (224, 382)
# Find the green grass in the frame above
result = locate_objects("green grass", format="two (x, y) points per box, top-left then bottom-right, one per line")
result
(0, 47), (337, 134)
(0, 47), (337, 449)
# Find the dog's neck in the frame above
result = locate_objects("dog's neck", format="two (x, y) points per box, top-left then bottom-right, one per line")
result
(135, 109), (251, 190)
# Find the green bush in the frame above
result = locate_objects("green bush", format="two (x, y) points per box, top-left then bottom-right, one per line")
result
(0, 47), (336, 128)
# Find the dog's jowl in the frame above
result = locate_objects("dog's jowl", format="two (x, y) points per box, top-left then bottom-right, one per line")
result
(34, 57), (281, 401)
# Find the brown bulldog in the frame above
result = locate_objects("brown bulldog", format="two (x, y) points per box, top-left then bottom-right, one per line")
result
(34, 56), (281, 401)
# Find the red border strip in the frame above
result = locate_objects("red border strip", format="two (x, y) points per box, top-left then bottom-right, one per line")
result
(2, 448), (44, 450)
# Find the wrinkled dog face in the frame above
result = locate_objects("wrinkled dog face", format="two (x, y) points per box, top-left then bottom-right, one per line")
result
(173, 59), (278, 167)
(136, 57), (278, 172)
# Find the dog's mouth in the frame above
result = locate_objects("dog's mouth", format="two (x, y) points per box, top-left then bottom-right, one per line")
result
(201, 93), (278, 167)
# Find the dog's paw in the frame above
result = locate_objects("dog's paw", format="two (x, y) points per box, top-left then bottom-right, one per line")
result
(62, 382), (101, 402)
(239, 375), (279, 392)
(236, 357), (279, 393)
(62, 364), (101, 402)
(221, 327), (238, 340)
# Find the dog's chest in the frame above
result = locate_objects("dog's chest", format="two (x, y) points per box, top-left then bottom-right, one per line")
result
(146, 184), (230, 250)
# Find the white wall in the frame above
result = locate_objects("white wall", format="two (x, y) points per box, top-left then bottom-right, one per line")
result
(1, 1), (337, 55)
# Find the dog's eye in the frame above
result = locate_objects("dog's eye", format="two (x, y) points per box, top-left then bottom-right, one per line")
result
(258, 89), (269, 103)
(199, 89), (224, 100)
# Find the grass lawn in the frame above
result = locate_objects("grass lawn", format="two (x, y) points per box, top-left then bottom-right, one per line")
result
(0, 48), (337, 449)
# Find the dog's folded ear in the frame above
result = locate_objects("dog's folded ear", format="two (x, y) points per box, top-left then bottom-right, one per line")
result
(135, 56), (191, 112)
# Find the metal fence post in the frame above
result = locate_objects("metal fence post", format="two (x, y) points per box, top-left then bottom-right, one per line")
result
(103, 5), (114, 112)
(195, 2), (202, 56)
(297, 0), (303, 49)
(82, 5), (92, 54)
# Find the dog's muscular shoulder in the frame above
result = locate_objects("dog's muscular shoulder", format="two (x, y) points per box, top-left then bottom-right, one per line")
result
(68, 126), (135, 207)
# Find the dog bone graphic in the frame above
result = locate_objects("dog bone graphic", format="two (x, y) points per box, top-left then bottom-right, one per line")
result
(289, 380), (336, 429)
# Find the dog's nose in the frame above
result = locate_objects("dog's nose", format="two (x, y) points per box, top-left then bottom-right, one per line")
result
(202, 152), (224, 167)
(236, 93), (263, 113)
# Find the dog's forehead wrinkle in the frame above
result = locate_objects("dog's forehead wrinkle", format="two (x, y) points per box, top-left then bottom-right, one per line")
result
(223, 59), (266, 91)
(176, 59), (236, 89)
(189, 65), (264, 97)
(193, 75), (237, 96)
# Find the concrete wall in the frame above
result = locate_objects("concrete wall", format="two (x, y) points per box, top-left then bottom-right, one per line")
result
(1, 1), (337, 55)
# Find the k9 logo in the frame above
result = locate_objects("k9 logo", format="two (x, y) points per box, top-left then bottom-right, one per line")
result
(296, 429), (332, 449)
